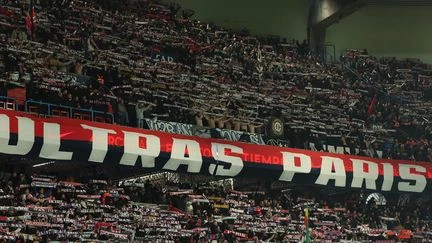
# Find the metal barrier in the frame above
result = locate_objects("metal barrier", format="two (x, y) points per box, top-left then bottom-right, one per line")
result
(24, 99), (114, 124)
(93, 110), (114, 124)
(0, 96), (18, 111)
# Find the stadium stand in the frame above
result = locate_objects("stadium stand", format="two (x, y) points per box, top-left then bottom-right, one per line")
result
(0, 166), (428, 242)
(1, 0), (432, 241)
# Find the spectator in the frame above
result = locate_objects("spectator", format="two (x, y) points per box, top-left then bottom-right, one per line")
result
(117, 99), (129, 125)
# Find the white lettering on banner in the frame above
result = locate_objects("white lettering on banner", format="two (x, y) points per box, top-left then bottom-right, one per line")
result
(0, 111), (430, 193)
(398, 164), (426, 193)
(119, 132), (160, 167)
(155, 54), (174, 63)
(81, 125), (116, 163)
(163, 138), (202, 173)
(315, 156), (346, 187)
(0, 115), (34, 155)
(279, 152), (312, 182)
(381, 163), (394, 191)
(39, 123), (73, 160)
(351, 159), (379, 190)
(209, 143), (243, 177)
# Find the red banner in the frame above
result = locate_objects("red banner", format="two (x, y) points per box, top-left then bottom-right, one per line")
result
(0, 109), (431, 193)
(7, 88), (26, 106)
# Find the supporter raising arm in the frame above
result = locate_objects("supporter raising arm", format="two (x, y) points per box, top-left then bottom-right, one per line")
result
(135, 101), (154, 128)
(44, 53), (74, 72)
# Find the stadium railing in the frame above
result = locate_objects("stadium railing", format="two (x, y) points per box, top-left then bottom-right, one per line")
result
(0, 96), (18, 111)
(23, 99), (114, 124)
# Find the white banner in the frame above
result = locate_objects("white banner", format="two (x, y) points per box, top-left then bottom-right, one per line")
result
(145, 119), (265, 144)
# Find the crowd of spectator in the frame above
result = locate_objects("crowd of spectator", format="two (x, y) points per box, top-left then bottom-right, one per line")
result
(0, 166), (429, 242)
(0, 0), (432, 163)
(1, 1), (432, 242)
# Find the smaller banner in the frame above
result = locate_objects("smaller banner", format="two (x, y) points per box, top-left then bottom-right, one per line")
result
(267, 117), (284, 139)
(7, 88), (26, 106)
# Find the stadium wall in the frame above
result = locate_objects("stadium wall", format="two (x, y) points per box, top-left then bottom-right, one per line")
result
(326, 5), (432, 63)
(164, 0), (309, 41)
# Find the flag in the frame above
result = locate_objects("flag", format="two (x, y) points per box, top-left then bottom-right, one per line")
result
(25, 2), (36, 40)
(367, 93), (377, 116)
(304, 207), (310, 243)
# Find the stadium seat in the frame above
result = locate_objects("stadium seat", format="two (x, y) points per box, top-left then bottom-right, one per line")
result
(105, 117), (113, 124)
(60, 110), (69, 117)
(73, 112), (82, 120)
(82, 114), (91, 121)
(51, 109), (61, 117)
(94, 116), (105, 123)
(6, 102), (15, 110)
(28, 106), (39, 115)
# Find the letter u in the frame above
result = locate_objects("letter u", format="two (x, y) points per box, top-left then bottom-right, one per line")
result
(0, 115), (34, 155)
